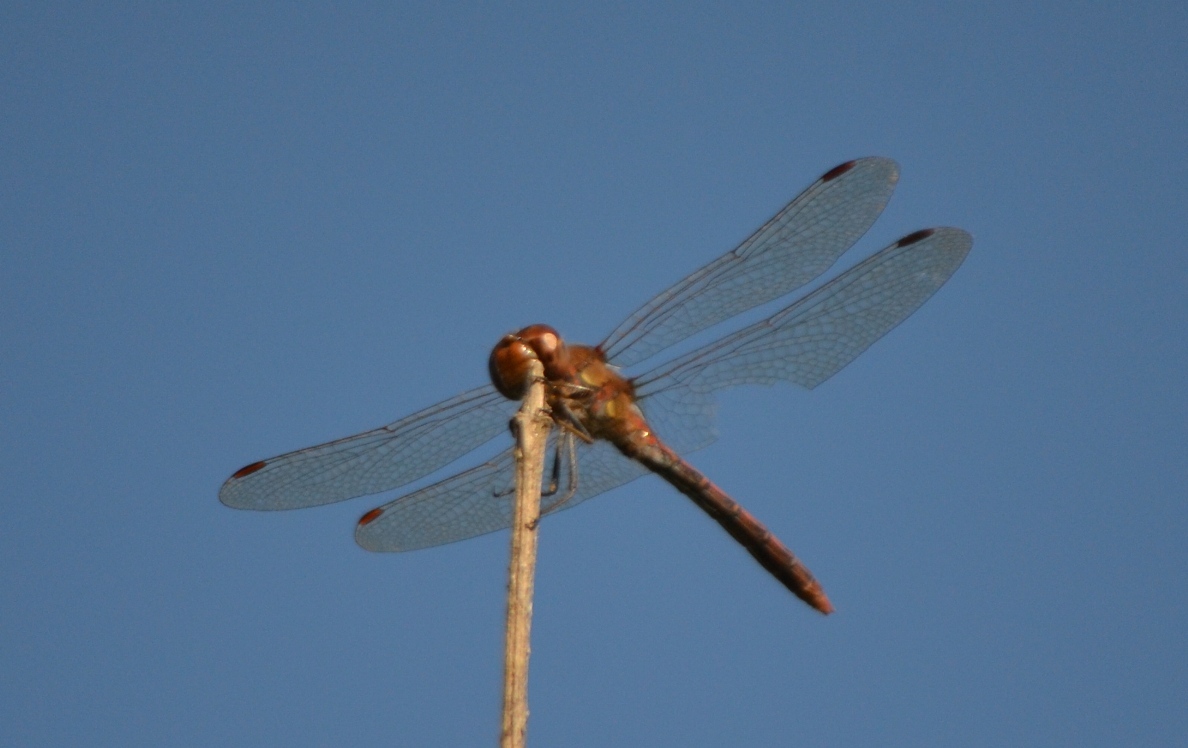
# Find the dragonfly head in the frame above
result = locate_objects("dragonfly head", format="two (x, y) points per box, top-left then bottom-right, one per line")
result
(489, 324), (575, 400)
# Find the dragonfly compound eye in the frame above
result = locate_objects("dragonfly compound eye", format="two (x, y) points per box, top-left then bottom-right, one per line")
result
(489, 333), (539, 399)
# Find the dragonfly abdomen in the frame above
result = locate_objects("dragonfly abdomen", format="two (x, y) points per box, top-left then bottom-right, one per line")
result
(621, 438), (834, 615)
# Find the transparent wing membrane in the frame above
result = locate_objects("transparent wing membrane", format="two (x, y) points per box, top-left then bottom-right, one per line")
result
(353, 228), (971, 552)
(356, 437), (647, 552)
(219, 386), (516, 510)
(600, 158), (899, 367)
(636, 228), (973, 396)
(220, 159), (970, 557)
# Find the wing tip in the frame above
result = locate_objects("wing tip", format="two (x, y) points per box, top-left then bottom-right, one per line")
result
(358, 507), (385, 527)
(354, 507), (389, 552)
(820, 156), (900, 187)
(896, 226), (974, 252)
(820, 160), (858, 182)
(218, 460), (268, 509)
(230, 460), (267, 479)
(896, 228), (936, 247)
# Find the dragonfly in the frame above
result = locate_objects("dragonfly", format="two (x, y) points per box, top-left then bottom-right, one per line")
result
(220, 157), (972, 614)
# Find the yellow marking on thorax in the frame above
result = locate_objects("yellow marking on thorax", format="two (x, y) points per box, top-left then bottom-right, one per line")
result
(603, 398), (619, 418)
(579, 368), (603, 387)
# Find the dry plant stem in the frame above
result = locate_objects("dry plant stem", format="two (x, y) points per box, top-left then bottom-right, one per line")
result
(500, 362), (551, 748)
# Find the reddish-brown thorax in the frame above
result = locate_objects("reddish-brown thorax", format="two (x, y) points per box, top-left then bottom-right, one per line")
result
(488, 324), (653, 448)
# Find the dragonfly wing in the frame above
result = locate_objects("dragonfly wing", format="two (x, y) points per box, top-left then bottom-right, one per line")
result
(635, 227), (973, 398)
(547, 439), (650, 513)
(356, 436), (648, 552)
(636, 381), (720, 456)
(600, 157), (899, 367)
(355, 449), (518, 552)
(219, 385), (517, 510)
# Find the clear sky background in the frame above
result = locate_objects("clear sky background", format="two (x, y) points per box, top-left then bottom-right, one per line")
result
(3, 3), (1185, 746)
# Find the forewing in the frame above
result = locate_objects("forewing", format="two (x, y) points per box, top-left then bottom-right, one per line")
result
(600, 157), (900, 368)
(635, 228), (973, 398)
(219, 385), (517, 510)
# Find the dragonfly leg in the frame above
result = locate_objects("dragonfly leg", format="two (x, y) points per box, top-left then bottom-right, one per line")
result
(551, 400), (595, 444)
(541, 437), (564, 497)
(495, 418), (571, 500)
(541, 434), (579, 514)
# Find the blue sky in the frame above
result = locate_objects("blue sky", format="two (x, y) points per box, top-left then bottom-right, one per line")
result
(3, 2), (1185, 745)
